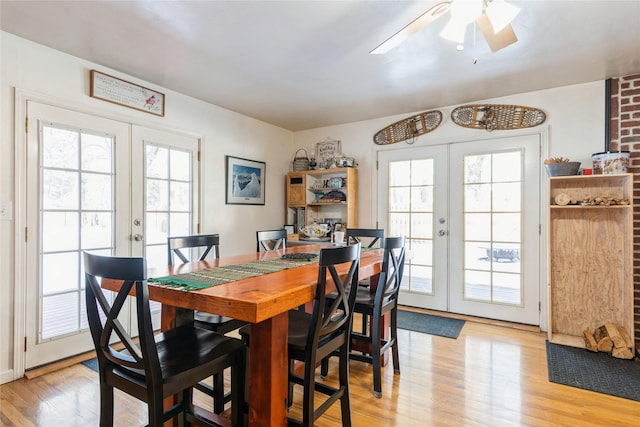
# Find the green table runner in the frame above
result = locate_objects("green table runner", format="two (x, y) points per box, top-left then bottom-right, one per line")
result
(148, 255), (319, 292)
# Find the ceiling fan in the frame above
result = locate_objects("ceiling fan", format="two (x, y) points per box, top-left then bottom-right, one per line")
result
(371, 0), (520, 54)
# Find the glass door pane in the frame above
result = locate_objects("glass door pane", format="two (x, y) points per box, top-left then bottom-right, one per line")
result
(388, 158), (435, 295)
(144, 144), (193, 271)
(40, 125), (115, 340)
(462, 151), (523, 305)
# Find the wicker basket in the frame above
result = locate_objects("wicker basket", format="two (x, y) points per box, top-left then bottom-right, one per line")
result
(292, 149), (310, 171)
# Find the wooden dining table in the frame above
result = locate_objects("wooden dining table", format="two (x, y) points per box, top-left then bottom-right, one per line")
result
(106, 244), (384, 426)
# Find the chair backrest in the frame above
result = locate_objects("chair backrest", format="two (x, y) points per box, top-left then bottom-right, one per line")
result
(168, 234), (220, 265)
(256, 229), (288, 252)
(374, 236), (406, 306)
(84, 252), (160, 379)
(308, 244), (360, 350)
(345, 228), (385, 249)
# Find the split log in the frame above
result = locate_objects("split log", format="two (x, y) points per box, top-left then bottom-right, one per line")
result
(604, 322), (626, 349)
(588, 323), (635, 358)
(612, 346), (634, 359)
(583, 329), (598, 352)
(597, 336), (613, 353)
(594, 325), (609, 344)
(554, 193), (570, 206)
(618, 326), (634, 350)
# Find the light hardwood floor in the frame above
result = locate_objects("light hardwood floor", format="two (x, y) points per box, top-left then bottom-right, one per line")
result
(2, 311), (639, 426)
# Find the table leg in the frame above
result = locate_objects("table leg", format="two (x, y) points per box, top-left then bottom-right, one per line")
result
(248, 312), (289, 427)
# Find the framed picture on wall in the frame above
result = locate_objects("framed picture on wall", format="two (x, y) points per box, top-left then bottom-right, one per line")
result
(225, 155), (266, 205)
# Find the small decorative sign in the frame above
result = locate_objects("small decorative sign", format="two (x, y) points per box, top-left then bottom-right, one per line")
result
(90, 69), (165, 116)
(315, 138), (341, 169)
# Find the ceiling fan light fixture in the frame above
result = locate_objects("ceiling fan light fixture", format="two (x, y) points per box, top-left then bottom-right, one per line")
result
(439, 17), (467, 44)
(485, 0), (520, 33)
(449, 0), (483, 23)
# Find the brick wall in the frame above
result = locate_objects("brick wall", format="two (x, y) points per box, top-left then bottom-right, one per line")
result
(608, 73), (640, 349)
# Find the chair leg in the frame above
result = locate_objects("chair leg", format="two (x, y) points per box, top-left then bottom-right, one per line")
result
(391, 308), (400, 374)
(147, 388), (166, 427)
(99, 380), (114, 427)
(338, 343), (352, 426)
(371, 310), (382, 398)
(302, 357), (316, 426)
(231, 351), (245, 427)
(213, 370), (225, 414)
(320, 356), (329, 379)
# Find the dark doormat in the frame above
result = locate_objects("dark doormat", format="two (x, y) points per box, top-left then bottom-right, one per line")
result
(546, 340), (640, 402)
(397, 310), (465, 339)
(81, 358), (98, 373)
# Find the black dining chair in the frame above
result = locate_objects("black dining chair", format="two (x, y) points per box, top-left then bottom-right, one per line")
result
(240, 244), (360, 426)
(167, 234), (247, 414)
(84, 252), (245, 427)
(324, 236), (406, 398)
(345, 228), (385, 249)
(345, 228), (385, 287)
(256, 229), (288, 251)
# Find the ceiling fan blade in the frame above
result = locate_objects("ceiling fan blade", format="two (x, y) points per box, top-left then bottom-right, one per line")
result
(477, 13), (517, 53)
(370, 2), (450, 54)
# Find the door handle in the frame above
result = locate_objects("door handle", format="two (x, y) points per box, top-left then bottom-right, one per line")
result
(438, 229), (447, 237)
(133, 234), (144, 241)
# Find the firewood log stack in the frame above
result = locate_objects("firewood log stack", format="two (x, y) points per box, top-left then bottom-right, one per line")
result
(583, 323), (635, 359)
(553, 193), (630, 206)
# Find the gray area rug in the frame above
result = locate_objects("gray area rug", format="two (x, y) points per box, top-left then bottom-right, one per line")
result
(81, 358), (98, 372)
(546, 340), (640, 401)
(396, 310), (465, 339)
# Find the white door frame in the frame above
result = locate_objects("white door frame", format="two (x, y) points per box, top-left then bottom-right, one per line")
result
(373, 128), (549, 327)
(11, 88), (203, 380)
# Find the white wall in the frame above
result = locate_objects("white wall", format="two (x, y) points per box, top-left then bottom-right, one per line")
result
(293, 80), (606, 338)
(293, 81), (605, 227)
(0, 32), (293, 382)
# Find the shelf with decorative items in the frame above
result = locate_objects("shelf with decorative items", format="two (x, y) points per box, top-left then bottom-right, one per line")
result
(285, 167), (357, 241)
(547, 173), (634, 355)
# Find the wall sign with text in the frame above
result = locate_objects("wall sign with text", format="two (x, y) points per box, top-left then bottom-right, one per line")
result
(90, 69), (165, 116)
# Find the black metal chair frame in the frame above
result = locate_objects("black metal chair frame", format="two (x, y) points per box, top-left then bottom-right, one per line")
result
(167, 234), (246, 413)
(84, 252), (245, 427)
(256, 229), (288, 251)
(287, 244), (360, 426)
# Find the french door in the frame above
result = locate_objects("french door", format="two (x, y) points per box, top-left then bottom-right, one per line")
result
(24, 101), (199, 368)
(378, 134), (541, 325)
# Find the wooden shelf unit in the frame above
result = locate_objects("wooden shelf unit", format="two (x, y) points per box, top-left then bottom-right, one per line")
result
(547, 174), (634, 349)
(285, 168), (358, 230)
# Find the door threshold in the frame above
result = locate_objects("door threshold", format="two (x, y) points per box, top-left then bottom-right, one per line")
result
(25, 350), (97, 379)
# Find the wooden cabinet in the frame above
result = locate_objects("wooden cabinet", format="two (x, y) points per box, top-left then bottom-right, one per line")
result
(285, 168), (358, 230)
(286, 172), (306, 207)
(547, 174), (634, 349)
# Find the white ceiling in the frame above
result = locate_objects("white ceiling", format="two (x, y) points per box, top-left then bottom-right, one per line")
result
(1, 1), (639, 131)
